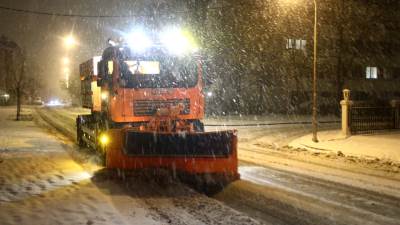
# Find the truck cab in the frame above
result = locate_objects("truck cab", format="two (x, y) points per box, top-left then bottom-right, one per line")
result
(96, 46), (205, 127)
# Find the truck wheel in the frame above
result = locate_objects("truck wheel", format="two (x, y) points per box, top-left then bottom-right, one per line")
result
(95, 144), (107, 166)
(97, 117), (109, 166)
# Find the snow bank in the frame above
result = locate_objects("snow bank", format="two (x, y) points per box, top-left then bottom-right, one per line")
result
(289, 130), (400, 163)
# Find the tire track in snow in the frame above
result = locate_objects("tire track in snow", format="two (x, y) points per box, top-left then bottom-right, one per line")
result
(216, 165), (400, 225)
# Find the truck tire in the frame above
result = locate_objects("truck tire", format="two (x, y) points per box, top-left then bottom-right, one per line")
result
(96, 144), (107, 167)
(95, 117), (108, 166)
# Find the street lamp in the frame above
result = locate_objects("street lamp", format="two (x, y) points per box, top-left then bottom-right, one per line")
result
(62, 57), (70, 88)
(311, 0), (318, 143)
(62, 56), (71, 88)
(62, 34), (76, 90)
(63, 35), (76, 49)
(62, 57), (70, 65)
(64, 67), (70, 88)
(65, 72), (69, 89)
(281, 0), (318, 142)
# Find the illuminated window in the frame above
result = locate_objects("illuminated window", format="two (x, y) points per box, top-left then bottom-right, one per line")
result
(286, 38), (306, 50)
(366, 66), (378, 79)
(286, 38), (294, 49)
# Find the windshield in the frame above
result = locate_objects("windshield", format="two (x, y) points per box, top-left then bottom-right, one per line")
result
(120, 57), (198, 88)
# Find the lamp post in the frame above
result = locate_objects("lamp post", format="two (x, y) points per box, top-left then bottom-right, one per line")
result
(63, 35), (76, 49)
(62, 56), (70, 89)
(62, 34), (76, 89)
(311, 0), (318, 142)
(281, 0), (318, 142)
(64, 67), (70, 89)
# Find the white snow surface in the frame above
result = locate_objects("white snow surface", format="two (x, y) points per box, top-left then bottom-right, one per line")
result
(32, 106), (400, 225)
(289, 130), (400, 162)
(0, 106), (262, 225)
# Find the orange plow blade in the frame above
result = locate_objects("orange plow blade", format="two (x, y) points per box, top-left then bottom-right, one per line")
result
(105, 128), (239, 192)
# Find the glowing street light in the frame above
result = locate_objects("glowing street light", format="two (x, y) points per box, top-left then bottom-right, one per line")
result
(62, 57), (70, 65)
(61, 34), (76, 89)
(65, 71), (70, 89)
(63, 35), (76, 49)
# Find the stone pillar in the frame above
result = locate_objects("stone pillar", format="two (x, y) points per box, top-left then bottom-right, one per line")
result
(340, 89), (353, 137)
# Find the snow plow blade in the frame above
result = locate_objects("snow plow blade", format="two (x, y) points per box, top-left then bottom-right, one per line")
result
(105, 129), (239, 193)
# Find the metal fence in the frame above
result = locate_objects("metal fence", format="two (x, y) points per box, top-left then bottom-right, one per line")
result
(349, 102), (400, 134)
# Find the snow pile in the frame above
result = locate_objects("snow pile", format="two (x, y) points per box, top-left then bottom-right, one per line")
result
(289, 130), (400, 163)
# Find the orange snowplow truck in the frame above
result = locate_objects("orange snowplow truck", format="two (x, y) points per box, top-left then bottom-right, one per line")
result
(76, 29), (239, 191)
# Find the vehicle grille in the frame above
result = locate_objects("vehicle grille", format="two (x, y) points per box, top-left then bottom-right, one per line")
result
(134, 99), (190, 116)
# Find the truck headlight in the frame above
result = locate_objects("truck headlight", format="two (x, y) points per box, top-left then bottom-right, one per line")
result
(101, 91), (109, 100)
(126, 29), (152, 52)
(99, 133), (109, 146)
(160, 27), (198, 55)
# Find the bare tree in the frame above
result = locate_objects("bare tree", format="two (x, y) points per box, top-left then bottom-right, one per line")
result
(4, 46), (28, 120)
(25, 62), (44, 103)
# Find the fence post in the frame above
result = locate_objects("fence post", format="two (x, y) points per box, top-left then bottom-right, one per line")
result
(340, 89), (353, 137)
(390, 100), (400, 129)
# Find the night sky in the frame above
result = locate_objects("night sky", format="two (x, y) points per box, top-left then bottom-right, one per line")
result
(0, 0), (184, 98)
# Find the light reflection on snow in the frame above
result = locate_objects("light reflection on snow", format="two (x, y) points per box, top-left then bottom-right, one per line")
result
(75, 171), (92, 180)
(45, 99), (64, 107)
(239, 166), (338, 205)
(239, 166), (275, 186)
(0, 171), (93, 202)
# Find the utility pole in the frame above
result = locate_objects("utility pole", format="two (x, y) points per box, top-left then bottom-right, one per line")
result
(312, 0), (319, 142)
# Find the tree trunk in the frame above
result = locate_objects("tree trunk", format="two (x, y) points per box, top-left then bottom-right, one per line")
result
(16, 88), (21, 121)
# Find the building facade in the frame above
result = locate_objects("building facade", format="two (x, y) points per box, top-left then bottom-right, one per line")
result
(204, 0), (400, 115)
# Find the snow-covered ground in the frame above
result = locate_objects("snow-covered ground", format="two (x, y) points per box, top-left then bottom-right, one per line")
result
(35, 106), (400, 225)
(289, 130), (400, 162)
(0, 106), (261, 225)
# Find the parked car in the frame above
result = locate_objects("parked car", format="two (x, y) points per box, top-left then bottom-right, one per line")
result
(33, 97), (44, 105)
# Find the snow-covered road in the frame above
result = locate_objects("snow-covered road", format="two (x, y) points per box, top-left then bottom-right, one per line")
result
(0, 106), (261, 225)
(31, 106), (400, 225)
(216, 165), (400, 225)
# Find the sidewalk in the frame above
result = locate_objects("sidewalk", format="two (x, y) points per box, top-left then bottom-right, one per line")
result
(204, 114), (339, 125)
(58, 107), (340, 125)
(289, 130), (400, 162)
